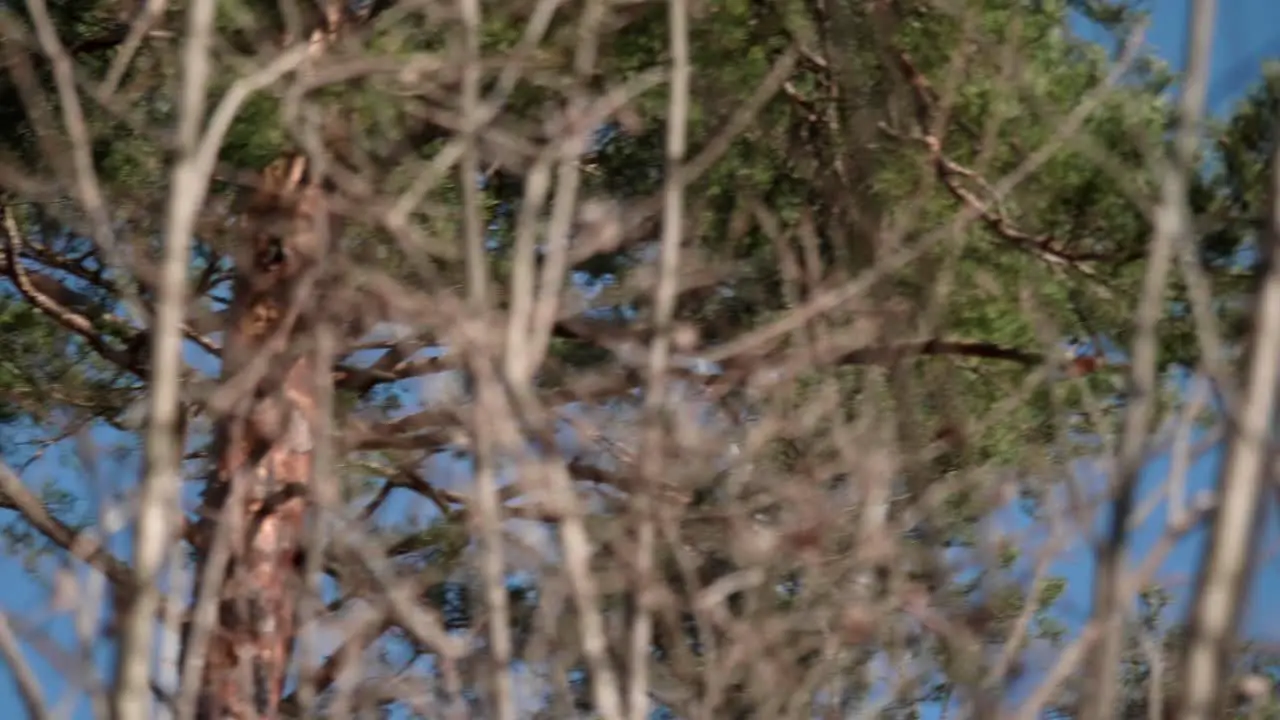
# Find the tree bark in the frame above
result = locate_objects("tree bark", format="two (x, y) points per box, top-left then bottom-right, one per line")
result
(185, 153), (333, 718)
(175, 0), (353, 712)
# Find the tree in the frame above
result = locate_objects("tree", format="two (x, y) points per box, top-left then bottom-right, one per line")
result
(0, 0), (1274, 717)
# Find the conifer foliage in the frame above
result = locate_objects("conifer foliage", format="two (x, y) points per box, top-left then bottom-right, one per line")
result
(0, 0), (1277, 717)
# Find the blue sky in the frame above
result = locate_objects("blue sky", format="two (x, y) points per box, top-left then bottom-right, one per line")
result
(1062, 0), (1280, 640)
(979, 0), (1280, 713)
(2, 1), (1280, 717)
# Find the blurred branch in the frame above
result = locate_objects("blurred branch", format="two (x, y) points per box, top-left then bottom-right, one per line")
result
(0, 461), (137, 606)
(0, 611), (49, 720)
(1087, 0), (1213, 716)
(109, 0), (216, 707)
(1178, 2), (1279, 715)
(1, 206), (141, 371)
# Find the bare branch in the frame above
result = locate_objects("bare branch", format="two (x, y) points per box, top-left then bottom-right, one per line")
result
(1086, 3), (1215, 718)
(111, 0), (217, 713)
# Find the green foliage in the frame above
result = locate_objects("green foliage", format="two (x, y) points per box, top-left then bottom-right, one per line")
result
(0, 0), (1275, 715)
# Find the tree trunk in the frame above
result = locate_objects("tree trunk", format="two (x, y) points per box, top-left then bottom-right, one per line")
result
(176, 1), (352, 712)
(186, 153), (332, 718)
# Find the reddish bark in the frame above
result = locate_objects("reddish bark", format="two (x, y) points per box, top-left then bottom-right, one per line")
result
(187, 7), (354, 714)
(192, 156), (331, 719)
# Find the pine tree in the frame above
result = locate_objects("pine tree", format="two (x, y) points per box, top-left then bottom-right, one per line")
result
(0, 0), (1272, 716)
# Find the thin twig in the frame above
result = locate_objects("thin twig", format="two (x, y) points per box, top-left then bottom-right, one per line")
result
(628, 1), (690, 717)
(100, 0), (171, 96)
(0, 611), (50, 720)
(458, 0), (514, 715)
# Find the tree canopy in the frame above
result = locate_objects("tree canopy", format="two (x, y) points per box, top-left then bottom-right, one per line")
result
(0, 0), (1276, 717)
